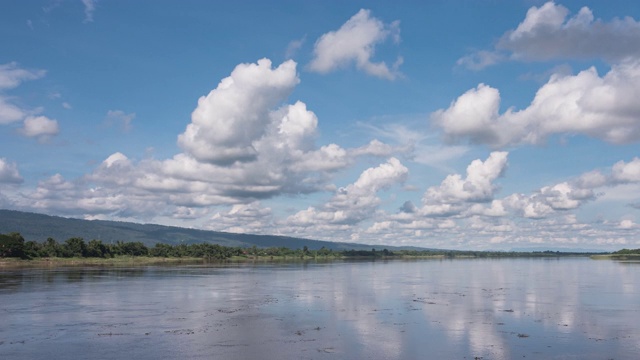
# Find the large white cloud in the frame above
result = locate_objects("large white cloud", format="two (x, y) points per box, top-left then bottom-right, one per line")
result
(433, 60), (640, 147)
(11, 59), (402, 221)
(308, 9), (402, 80)
(178, 59), (300, 165)
(458, 2), (640, 69)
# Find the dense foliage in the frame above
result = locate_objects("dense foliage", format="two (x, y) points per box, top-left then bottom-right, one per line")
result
(612, 248), (640, 255)
(0, 232), (609, 261)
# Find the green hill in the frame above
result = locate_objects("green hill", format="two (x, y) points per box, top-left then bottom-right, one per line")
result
(0, 209), (413, 251)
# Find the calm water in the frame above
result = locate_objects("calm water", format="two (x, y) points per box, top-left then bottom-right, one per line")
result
(0, 258), (638, 359)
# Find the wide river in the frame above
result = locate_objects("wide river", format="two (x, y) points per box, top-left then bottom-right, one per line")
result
(1, 258), (638, 359)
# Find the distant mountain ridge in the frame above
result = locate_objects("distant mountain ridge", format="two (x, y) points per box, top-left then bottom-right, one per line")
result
(0, 209), (420, 251)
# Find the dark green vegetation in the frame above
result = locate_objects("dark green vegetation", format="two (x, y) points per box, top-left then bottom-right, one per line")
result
(1, 232), (607, 263)
(0, 210), (614, 264)
(612, 248), (640, 255)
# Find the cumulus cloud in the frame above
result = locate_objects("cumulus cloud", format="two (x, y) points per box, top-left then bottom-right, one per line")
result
(178, 59), (300, 165)
(422, 152), (508, 207)
(284, 158), (408, 233)
(433, 60), (640, 147)
(492, 157), (640, 220)
(500, 2), (640, 62)
(459, 2), (640, 69)
(308, 9), (402, 79)
(611, 158), (640, 183)
(13, 59), (396, 220)
(20, 115), (59, 140)
(0, 158), (23, 184)
(502, 182), (595, 219)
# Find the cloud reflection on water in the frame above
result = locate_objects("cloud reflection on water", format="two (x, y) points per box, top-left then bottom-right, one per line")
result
(0, 259), (639, 359)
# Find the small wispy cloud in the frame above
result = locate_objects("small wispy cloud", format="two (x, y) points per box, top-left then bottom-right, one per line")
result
(82, 0), (97, 23)
(285, 36), (306, 59)
(105, 110), (135, 133)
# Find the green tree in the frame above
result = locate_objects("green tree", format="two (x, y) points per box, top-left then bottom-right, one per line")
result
(63, 237), (87, 258)
(41, 237), (61, 257)
(23, 241), (42, 258)
(86, 239), (111, 258)
(0, 232), (26, 258)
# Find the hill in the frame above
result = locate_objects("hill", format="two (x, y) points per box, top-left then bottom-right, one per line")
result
(0, 209), (411, 251)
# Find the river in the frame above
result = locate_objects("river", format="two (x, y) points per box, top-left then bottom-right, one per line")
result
(1, 258), (638, 359)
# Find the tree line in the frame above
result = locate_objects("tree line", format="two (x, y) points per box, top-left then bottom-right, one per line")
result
(0, 233), (342, 260)
(0, 232), (611, 260)
(612, 248), (640, 255)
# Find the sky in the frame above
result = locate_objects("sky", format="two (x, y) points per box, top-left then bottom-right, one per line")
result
(1, 0), (640, 251)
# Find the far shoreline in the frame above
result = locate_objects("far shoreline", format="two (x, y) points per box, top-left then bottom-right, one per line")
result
(1, 253), (617, 270)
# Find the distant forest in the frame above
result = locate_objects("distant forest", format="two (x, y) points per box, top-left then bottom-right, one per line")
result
(0, 232), (618, 260)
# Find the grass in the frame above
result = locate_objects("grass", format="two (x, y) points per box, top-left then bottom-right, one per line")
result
(590, 254), (640, 260)
(0, 256), (206, 268)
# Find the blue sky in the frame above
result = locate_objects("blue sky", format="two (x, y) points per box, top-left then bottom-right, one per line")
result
(1, 0), (640, 250)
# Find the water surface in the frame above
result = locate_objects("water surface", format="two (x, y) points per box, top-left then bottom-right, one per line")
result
(1, 258), (638, 359)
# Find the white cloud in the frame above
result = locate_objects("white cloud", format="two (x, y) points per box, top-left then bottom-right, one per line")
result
(502, 181), (596, 219)
(459, 2), (640, 69)
(284, 158), (408, 234)
(618, 219), (638, 230)
(178, 58), (300, 165)
(0, 158), (23, 184)
(0, 63), (59, 140)
(0, 62), (46, 90)
(0, 96), (26, 124)
(82, 0), (97, 23)
(308, 9), (402, 80)
(500, 2), (640, 62)
(491, 157), (640, 220)
(208, 202), (274, 234)
(611, 158), (640, 183)
(422, 151), (508, 206)
(433, 60), (640, 147)
(20, 115), (59, 140)
(0, 63), (47, 125)
(11, 59), (381, 219)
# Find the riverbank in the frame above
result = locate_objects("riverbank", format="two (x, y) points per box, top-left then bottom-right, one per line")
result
(1, 252), (602, 269)
(590, 254), (640, 260)
(0, 256), (207, 268)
